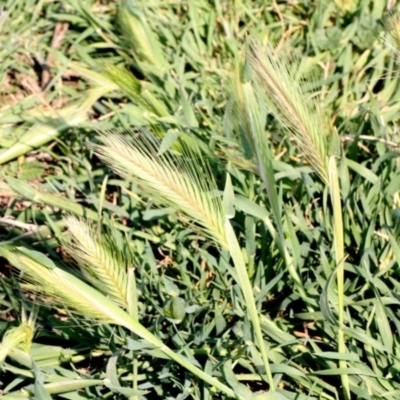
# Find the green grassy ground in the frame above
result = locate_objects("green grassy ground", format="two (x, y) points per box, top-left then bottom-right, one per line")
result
(1, 0), (400, 399)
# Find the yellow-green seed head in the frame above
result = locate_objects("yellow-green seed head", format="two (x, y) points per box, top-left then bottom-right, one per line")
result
(383, 7), (400, 51)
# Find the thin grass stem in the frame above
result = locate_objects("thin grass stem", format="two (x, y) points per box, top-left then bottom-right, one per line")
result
(328, 156), (350, 400)
(225, 221), (275, 390)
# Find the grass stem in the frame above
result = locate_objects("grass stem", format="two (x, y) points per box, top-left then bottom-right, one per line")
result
(328, 156), (350, 400)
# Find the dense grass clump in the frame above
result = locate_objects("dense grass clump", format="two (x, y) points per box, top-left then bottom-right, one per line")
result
(0, 1), (399, 399)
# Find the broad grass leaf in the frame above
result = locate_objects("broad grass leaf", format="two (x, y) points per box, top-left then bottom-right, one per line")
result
(346, 158), (379, 184)
(105, 350), (149, 396)
(222, 361), (254, 399)
(163, 277), (180, 297)
(260, 316), (295, 344)
(180, 87), (199, 127)
(312, 368), (379, 377)
(387, 173), (400, 197)
(104, 382), (148, 397)
(373, 290), (393, 353)
(41, 379), (105, 395)
(388, 231), (400, 268)
(313, 352), (360, 362)
(234, 195), (276, 240)
(158, 129), (181, 155)
(343, 327), (389, 353)
(106, 350), (122, 387)
(270, 364), (308, 379)
(142, 207), (175, 221)
(253, 391), (291, 399)
(163, 297), (186, 324)
(33, 383), (52, 400)
(125, 339), (160, 351)
(320, 264), (339, 325)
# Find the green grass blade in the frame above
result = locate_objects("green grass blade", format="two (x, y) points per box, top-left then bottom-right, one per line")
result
(328, 156), (350, 399)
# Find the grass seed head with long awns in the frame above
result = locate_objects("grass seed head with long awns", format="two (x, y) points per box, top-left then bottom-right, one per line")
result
(229, 63), (278, 184)
(383, 6), (400, 55)
(247, 44), (331, 185)
(2, 247), (118, 324)
(0, 322), (34, 364)
(229, 63), (262, 163)
(63, 216), (129, 309)
(94, 131), (228, 248)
